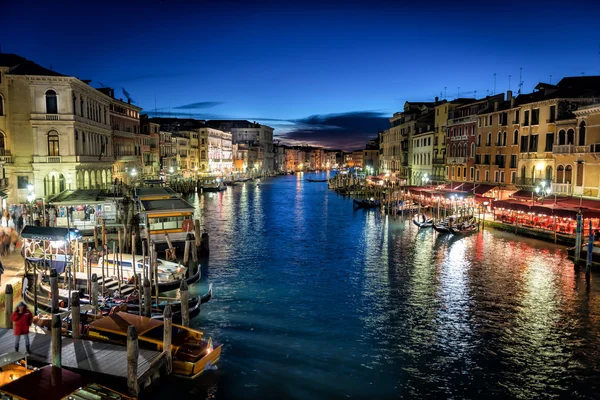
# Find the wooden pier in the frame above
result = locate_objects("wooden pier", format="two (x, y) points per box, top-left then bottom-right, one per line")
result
(0, 329), (165, 386)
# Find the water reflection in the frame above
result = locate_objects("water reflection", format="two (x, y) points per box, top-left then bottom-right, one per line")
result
(154, 175), (600, 400)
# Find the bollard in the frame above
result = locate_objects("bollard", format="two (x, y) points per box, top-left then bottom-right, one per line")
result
(179, 279), (190, 327)
(52, 314), (62, 367)
(71, 291), (81, 339)
(127, 325), (139, 397)
(50, 268), (59, 314)
(91, 273), (99, 315)
(163, 304), (173, 374)
(143, 277), (152, 318)
(4, 285), (12, 329)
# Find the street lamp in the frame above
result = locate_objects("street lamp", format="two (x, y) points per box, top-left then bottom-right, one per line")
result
(66, 173), (72, 190)
(423, 173), (430, 186)
(534, 180), (552, 205)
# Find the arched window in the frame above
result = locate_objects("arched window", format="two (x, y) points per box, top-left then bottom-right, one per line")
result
(0, 95), (4, 116)
(45, 90), (58, 114)
(48, 131), (59, 156)
(513, 130), (518, 145)
(497, 131), (502, 146)
(0, 131), (5, 156)
(567, 129), (574, 145)
(201, 150), (206, 160)
(557, 165), (564, 183)
(558, 130), (566, 145)
(502, 131), (507, 146)
(80, 97), (84, 117)
(463, 143), (467, 157)
(546, 165), (552, 182)
(72, 95), (77, 115)
(452, 144), (456, 157)
(471, 143), (475, 157)
(521, 165), (526, 179)
(82, 132), (86, 142)
(565, 165), (573, 183)
(477, 134), (481, 146)
(579, 121), (586, 146)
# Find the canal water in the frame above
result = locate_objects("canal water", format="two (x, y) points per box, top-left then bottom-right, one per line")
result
(153, 173), (600, 400)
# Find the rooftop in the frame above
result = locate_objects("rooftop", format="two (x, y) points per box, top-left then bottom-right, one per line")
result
(140, 198), (195, 212)
(0, 53), (66, 77)
(48, 189), (119, 204)
(136, 187), (178, 198)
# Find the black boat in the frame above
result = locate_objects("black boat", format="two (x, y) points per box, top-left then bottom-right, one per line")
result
(433, 223), (452, 234)
(306, 179), (328, 182)
(353, 199), (380, 209)
(413, 219), (434, 228)
(449, 223), (478, 235)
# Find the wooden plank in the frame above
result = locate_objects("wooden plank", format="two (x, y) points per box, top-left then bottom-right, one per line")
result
(0, 329), (161, 379)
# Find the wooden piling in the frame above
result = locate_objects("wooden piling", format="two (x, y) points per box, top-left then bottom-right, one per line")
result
(4, 285), (12, 329)
(183, 240), (190, 265)
(191, 239), (197, 262)
(194, 219), (201, 247)
(127, 325), (139, 397)
(93, 225), (98, 249)
(143, 277), (152, 318)
(51, 314), (62, 367)
(163, 304), (173, 374)
(179, 280), (190, 327)
(50, 268), (59, 314)
(91, 273), (99, 315)
(71, 291), (81, 339)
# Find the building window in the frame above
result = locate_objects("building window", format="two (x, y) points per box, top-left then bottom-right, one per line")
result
(497, 132), (502, 146)
(557, 165), (564, 183)
(477, 134), (481, 147)
(513, 130), (519, 145)
(72, 95), (77, 115)
(46, 90), (58, 114)
(567, 129), (575, 145)
(549, 105), (556, 122)
(529, 134), (538, 152)
(520, 136), (529, 153)
(579, 122), (586, 146)
(545, 133), (554, 151)
(532, 109), (539, 125)
(489, 115), (493, 125)
(0, 95), (3, 116)
(523, 110), (530, 126)
(502, 131), (507, 146)
(486, 133), (491, 146)
(476, 169), (480, 181)
(484, 170), (489, 182)
(514, 110), (520, 124)
(576, 162), (584, 186)
(510, 155), (517, 169)
(0, 131), (5, 155)
(75, 130), (78, 140)
(471, 143), (475, 157)
(494, 171), (499, 183)
(470, 167), (474, 180)
(565, 165), (573, 184)
(546, 165), (553, 182)
(511, 171), (516, 183)
(48, 131), (59, 156)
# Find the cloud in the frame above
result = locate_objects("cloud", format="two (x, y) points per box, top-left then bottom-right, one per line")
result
(174, 101), (224, 110)
(280, 111), (389, 150)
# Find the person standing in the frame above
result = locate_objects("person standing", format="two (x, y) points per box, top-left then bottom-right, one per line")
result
(10, 302), (33, 354)
(17, 214), (23, 233)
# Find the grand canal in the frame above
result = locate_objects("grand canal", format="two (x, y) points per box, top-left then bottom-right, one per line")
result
(154, 173), (600, 400)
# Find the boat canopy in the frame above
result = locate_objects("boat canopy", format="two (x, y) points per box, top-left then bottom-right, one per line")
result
(0, 366), (84, 400)
(89, 311), (164, 336)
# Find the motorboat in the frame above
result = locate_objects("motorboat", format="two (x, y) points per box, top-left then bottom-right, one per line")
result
(87, 312), (222, 379)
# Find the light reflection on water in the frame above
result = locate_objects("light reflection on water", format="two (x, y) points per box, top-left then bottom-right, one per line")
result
(152, 175), (600, 400)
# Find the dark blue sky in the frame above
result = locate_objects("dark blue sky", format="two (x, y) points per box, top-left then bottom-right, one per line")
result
(4, 0), (600, 149)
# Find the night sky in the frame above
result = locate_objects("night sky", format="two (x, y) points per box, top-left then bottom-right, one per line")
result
(4, 0), (600, 150)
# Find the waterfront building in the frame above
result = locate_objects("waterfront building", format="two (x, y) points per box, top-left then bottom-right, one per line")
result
(140, 115), (160, 178)
(0, 54), (115, 205)
(206, 120), (274, 173)
(97, 88), (142, 186)
(273, 143), (287, 172)
(172, 133), (190, 176)
(324, 150), (338, 169)
(512, 77), (600, 196)
(284, 147), (298, 171)
(207, 128), (233, 174)
(447, 95), (502, 184)
(363, 137), (379, 173)
(158, 130), (177, 176)
(474, 92), (519, 198)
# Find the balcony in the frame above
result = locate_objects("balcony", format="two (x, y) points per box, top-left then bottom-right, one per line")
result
(552, 182), (572, 195)
(0, 150), (12, 164)
(515, 177), (548, 186)
(76, 155), (115, 162)
(447, 156), (467, 164)
(553, 143), (600, 155)
(432, 157), (445, 165)
(47, 156), (61, 163)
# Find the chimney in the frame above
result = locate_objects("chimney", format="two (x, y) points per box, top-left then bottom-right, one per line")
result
(494, 101), (499, 111)
(128, 98), (131, 104)
(507, 90), (512, 101)
(435, 96), (439, 102)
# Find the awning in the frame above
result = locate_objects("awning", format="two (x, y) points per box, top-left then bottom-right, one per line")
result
(21, 226), (81, 241)
(474, 184), (497, 196)
(510, 189), (535, 200)
(493, 200), (532, 213)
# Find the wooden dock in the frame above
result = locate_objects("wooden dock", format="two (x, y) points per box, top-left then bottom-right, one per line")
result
(0, 329), (165, 385)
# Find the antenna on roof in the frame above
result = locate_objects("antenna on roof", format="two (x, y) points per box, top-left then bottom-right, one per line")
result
(474, 90), (477, 98)
(518, 67), (523, 94)
(582, 72), (585, 76)
(493, 73), (497, 95)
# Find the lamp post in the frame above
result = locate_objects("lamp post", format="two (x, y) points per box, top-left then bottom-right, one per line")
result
(534, 180), (552, 205)
(26, 184), (35, 226)
(66, 173), (72, 190)
(423, 174), (430, 187)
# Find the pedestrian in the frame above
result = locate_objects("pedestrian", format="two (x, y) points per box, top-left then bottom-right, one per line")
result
(17, 214), (23, 233)
(10, 302), (33, 354)
(0, 259), (4, 285)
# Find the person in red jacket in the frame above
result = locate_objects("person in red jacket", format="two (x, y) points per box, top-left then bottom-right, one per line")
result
(10, 302), (32, 354)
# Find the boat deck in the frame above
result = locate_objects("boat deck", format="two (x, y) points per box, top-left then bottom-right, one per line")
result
(0, 329), (165, 382)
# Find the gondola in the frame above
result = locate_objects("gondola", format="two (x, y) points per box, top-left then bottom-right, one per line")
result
(353, 199), (380, 209)
(156, 265), (202, 292)
(433, 223), (452, 234)
(449, 223), (478, 235)
(306, 179), (328, 182)
(413, 218), (434, 228)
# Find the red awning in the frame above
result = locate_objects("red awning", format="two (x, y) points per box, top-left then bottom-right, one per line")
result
(510, 189), (535, 200)
(493, 200), (532, 213)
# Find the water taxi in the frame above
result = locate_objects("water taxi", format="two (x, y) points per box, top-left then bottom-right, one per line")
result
(200, 177), (226, 192)
(98, 253), (187, 283)
(87, 312), (222, 379)
(138, 197), (196, 245)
